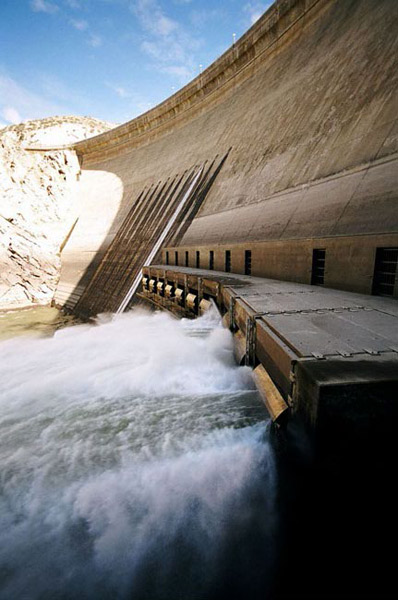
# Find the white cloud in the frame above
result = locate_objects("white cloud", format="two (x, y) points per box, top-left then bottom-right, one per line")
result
(1, 106), (22, 124)
(189, 8), (225, 29)
(114, 86), (129, 98)
(132, 0), (201, 82)
(127, 100), (153, 119)
(30, 0), (59, 14)
(161, 65), (192, 79)
(88, 33), (102, 47)
(70, 18), (88, 31)
(133, 0), (179, 37)
(103, 81), (154, 120)
(67, 11), (102, 50)
(243, 2), (272, 25)
(0, 71), (70, 122)
(105, 82), (131, 99)
(64, 0), (81, 8)
(155, 15), (178, 36)
(251, 12), (261, 24)
(140, 39), (180, 62)
(31, 0), (101, 56)
(39, 73), (89, 107)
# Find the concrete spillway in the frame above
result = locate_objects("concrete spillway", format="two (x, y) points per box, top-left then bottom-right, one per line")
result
(72, 155), (228, 316)
(55, 0), (398, 312)
(49, 0), (398, 490)
(140, 264), (398, 442)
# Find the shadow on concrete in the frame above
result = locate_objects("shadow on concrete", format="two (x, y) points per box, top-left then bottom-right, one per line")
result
(60, 150), (230, 317)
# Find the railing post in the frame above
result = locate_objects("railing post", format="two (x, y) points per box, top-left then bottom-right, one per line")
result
(245, 316), (256, 366)
(229, 296), (236, 331)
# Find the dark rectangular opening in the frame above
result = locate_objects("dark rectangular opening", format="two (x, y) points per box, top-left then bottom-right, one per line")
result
(185, 251), (189, 267)
(175, 251), (178, 266)
(166, 251), (169, 265)
(372, 247), (398, 296)
(244, 250), (252, 275)
(311, 249), (326, 286)
(209, 250), (214, 270)
(225, 250), (231, 273)
(196, 251), (200, 269)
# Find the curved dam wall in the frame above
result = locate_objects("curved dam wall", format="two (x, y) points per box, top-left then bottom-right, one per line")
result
(55, 0), (398, 312)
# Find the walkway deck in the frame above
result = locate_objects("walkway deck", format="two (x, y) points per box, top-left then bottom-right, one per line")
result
(141, 265), (398, 437)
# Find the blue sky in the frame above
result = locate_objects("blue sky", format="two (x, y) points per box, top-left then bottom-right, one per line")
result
(0, 0), (272, 127)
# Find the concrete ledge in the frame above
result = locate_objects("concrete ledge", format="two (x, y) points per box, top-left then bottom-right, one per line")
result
(141, 265), (398, 442)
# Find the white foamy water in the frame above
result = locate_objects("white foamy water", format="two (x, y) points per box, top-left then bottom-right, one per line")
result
(0, 309), (276, 600)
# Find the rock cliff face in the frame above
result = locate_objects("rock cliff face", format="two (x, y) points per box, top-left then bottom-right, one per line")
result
(0, 116), (114, 310)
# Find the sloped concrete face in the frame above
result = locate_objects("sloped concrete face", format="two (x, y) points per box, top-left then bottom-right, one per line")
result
(57, 0), (398, 309)
(54, 169), (124, 309)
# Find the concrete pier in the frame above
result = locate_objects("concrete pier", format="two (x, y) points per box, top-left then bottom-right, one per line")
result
(141, 265), (398, 450)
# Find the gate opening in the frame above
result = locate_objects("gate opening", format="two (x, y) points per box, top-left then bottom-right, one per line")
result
(372, 247), (398, 296)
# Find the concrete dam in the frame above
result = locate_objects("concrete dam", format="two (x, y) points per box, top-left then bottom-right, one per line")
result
(51, 0), (398, 442)
(2, 1), (398, 598)
(54, 0), (398, 314)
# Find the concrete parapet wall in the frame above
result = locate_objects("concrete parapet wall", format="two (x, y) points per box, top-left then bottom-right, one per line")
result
(57, 0), (398, 308)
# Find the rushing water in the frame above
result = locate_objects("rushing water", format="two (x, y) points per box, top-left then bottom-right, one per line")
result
(0, 308), (276, 600)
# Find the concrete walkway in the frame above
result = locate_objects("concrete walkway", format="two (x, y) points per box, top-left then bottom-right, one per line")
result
(148, 265), (398, 359)
(142, 265), (398, 435)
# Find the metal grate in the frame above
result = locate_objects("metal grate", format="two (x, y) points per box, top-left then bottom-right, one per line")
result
(311, 249), (326, 286)
(225, 250), (231, 273)
(245, 250), (252, 275)
(209, 250), (214, 270)
(372, 247), (398, 296)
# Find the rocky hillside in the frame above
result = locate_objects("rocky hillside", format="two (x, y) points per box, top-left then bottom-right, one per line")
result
(0, 116), (115, 310)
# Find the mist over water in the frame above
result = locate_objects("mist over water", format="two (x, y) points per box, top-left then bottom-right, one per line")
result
(0, 309), (276, 600)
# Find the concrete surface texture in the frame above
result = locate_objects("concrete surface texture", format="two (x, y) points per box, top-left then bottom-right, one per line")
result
(56, 0), (398, 309)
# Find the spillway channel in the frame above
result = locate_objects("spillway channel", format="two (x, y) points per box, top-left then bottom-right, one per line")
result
(0, 308), (277, 600)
